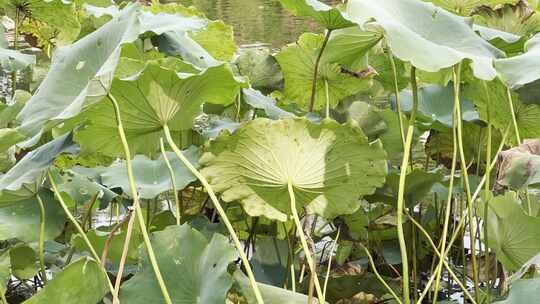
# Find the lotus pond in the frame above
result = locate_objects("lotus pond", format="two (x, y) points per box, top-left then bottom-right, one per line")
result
(2, 0), (540, 303)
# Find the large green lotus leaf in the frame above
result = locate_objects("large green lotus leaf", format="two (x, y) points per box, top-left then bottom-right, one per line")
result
(72, 225), (142, 266)
(496, 277), (540, 303)
(100, 146), (200, 199)
(464, 77), (540, 143)
(16, 3), (207, 147)
(0, 132), (78, 192)
(495, 34), (540, 89)
(0, 189), (66, 242)
(335, 101), (387, 139)
(75, 60), (241, 157)
(147, 3), (237, 61)
(279, 0), (354, 29)
(323, 27), (382, 71)
(396, 84), (479, 129)
(369, 48), (409, 92)
(120, 225), (236, 304)
(275, 33), (373, 111)
(426, 0), (516, 15)
(155, 30), (221, 69)
(480, 192), (540, 271)
(200, 118), (388, 221)
(242, 88), (295, 120)
(24, 258), (109, 304)
(346, 0), (505, 80)
(234, 271), (314, 304)
(235, 48), (283, 94)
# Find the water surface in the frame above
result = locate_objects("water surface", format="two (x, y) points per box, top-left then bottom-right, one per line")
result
(171, 0), (341, 48)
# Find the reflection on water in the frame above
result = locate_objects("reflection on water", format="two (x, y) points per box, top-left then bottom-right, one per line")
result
(169, 0), (342, 48)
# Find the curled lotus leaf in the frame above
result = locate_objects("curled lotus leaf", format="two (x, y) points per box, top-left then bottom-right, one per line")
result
(279, 0), (354, 30)
(346, 0), (505, 80)
(495, 139), (540, 190)
(200, 118), (388, 221)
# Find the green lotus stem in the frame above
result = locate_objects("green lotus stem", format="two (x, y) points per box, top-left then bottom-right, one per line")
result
(482, 81), (493, 302)
(290, 264), (296, 292)
(322, 227), (339, 299)
(506, 87), (521, 144)
(287, 181), (325, 304)
(36, 194), (48, 285)
(162, 124), (265, 304)
(324, 79), (330, 119)
(432, 100), (458, 304)
(387, 50), (405, 146)
(419, 125), (511, 302)
(11, 9), (19, 98)
(359, 243), (403, 304)
(396, 66), (419, 304)
(160, 138), (181, 225)
(309, 29), (333, 112)
(407, 213), (477, 304)
(104, 89), (173, 304)
(48, 171), (115, 294)
(0, 288), (6, 304)
(453, 65), (481, 302)
(112, 209), (136, 304)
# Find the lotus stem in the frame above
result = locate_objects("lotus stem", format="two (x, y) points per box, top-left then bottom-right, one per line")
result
(36, 194), (48, 285)
(287, 181), (325, 304)
(387, 50), (406, 146)
(452, 65), (481, 302)
(407, 213), (477, 304)
(324, 79), (330, 119)
(432, 97), (458, 303)
(113, 208), (136, 304)
(104, 88), (173, 304)
(322, 227), (339, 299)
(160, 138), (181, 225)
(506, 87), (521, 144)
(396, 66), (419, 304)
(48, 171), (115, 294)
(482, 81), (493, 302)
(309, 29), (333, 112)
(359, 243), (403, 304)
(162, 124), (265, 304)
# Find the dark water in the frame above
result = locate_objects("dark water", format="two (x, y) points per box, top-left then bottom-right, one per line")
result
(171, 0), (341, 48)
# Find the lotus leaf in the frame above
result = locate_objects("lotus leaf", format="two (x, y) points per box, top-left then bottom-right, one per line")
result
(120, 225), (236, 304)
(496, 276), (540, 303)
(200, 118), (387, 221)
(242, 88), (295, 120)
(480, 191), (540, 271)
(495, 34), (540, 89)
(347, 0), (505, 80)
(279, 0), (354, 30)
(235, 48), (283, 93)
(75, 60), (241, 157)
(24, 258), (110, 304)
(275, 33), (373, 110)
(100, 146), (200, 199)
(495, 139), (540, 189)
(427, 0), (516, 15)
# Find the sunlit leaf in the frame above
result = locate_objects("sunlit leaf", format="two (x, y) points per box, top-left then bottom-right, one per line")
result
(234, 271), (314, 304)
(275, 33), (373, 110)
(16, 3), (206, 147)
(200, 118), (387, 221)
(75, 60), (242, 157)
(347, 0), (505, 80)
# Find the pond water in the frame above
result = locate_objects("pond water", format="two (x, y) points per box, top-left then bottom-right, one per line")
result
(170, 0), (342, 48)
